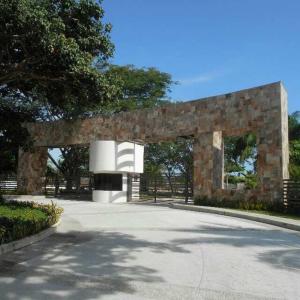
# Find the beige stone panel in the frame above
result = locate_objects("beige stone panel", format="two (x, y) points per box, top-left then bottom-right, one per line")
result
(17, 147), (48, 194)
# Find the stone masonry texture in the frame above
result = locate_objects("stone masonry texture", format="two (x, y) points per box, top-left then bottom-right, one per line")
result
(18, 82), (289, 203)
(17, 147), (48, 194)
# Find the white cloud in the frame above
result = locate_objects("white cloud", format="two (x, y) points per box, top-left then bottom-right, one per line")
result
(177, 69), (227, 86)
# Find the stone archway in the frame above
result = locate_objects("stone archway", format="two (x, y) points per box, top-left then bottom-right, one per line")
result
(17, 82), (289, 202)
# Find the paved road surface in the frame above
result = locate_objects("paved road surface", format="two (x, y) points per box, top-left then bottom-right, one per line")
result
(1, 200), (300, 299)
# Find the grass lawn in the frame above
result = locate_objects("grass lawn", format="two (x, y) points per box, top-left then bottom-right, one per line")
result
(0, 203), (48, 222)
(237, 209), (300, 221)
(0, 199), (63, 245)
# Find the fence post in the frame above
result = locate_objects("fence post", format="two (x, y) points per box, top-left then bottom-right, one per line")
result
(154, 176), (157, 203)
(44, 177), (47, 196)
(54, 175), (59, 197)
(184, 175), (189, 204)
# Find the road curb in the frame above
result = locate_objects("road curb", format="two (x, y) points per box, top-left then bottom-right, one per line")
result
(0, 220), (61, 255)
(169, 203), (300, 232)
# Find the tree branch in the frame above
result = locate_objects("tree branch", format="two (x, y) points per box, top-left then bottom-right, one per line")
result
(48, 152), (65, 175)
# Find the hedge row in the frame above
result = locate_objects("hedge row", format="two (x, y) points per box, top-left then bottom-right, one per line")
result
(194, 195), (285, 212)
(0, 198), (63, 245)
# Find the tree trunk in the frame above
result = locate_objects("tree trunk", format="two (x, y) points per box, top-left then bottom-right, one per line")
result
(66, 177), (73, 192)
(154, 176), (157, 203)
(54, 175), (60, 197)
(165, 172), (174, 197)
(184, 173), (189, 204)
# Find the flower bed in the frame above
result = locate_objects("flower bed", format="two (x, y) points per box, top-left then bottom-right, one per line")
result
(0, 198), (63, 245)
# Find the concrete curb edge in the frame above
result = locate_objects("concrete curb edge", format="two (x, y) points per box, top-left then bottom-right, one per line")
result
(169, 203), (300, 232)
(0, 220), (61, 255)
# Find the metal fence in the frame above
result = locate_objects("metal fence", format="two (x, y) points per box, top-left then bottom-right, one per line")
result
(1, 175), (299, 208)
(8, 174), (300, 209)
(0, 175), (17, 194)
(44, 175), (93, 199)
(44, 173), (192, 202)
(0, 173), (192, 202)
(140, 173), (192, 202)
(283, 179), (300, 211)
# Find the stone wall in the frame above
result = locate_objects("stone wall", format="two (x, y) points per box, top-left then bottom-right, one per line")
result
(194, 131), (224, 198)
(17, 147), (48, 194)
(18, 81), (289, 202)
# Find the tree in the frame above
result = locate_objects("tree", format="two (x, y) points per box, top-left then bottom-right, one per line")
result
(144, 138), (193, 201)
(0, 93), (41, 174)
(0, 0), (121, 174)
(48, 65), (174, 185)
(289, 114), (300, 180)
(48, 147), (89, 191)
(174, 139), (193, 202)
(224, 133), (257, 188)
(144, 143), (177, 194)
(143, 146), (163, 202)
(0, 0), (121, 110)
(105, 65), (173, 112)
(289, 113), (300, 140)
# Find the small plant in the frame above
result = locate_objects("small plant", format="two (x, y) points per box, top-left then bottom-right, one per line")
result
(244, 174), (258, 189)
(0, 200), (63, 244)
(194, 195), (285, 213)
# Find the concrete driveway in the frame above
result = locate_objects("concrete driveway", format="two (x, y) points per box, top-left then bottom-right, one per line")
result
(1, 200), (300, 300)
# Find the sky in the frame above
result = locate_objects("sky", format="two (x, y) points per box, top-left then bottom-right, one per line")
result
(102, 0), (300, 113)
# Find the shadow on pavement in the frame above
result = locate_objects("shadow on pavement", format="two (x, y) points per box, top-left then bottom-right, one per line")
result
(0, 230), (187, 299)
(168, 224), (300, 271)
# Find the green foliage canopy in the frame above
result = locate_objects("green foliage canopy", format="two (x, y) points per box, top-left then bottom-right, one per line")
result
(0, 0), (121, 110)
(0, 94), (41, 173)
(0, 0), (122, 174)
(289, 115), (300, 180)
(100, 65), (173, 114)
(49, 65), (174, 179)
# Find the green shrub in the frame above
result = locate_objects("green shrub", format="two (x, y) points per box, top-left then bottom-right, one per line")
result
(244, 174), (258, 189)
(194, 195), (285, 212)
(226, 174), (258, 189)
(0, 200), (63, 245)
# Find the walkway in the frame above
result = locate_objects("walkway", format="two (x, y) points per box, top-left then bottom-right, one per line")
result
(0, 199), (300, 299)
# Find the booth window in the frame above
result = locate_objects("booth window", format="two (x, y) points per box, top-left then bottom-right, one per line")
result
(94, 173), (122, 191)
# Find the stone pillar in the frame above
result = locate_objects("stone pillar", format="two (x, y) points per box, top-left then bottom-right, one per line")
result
(193, 131), (224, 198)
(17, 147), (48, 194)
(256, 83), (289, 202)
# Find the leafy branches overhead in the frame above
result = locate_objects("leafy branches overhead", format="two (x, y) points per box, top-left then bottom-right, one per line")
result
(103, 65), (174, 113)
(0, 93), (40, 173)
(47, 65), (174, 181)
(224, 133), (257, 175)
(289, 114), (300, 180)
(0, 0), (122, 174)
(0, 0), (176, 177)
(144, 139), (193, 196)
(289, 114), (300, 140)
(0, 0), (121, 109)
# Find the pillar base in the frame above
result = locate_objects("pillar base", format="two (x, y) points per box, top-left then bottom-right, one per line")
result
(92, 190), (127, 203)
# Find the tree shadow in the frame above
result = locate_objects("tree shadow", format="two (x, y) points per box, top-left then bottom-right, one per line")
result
(1, 203), (300, 299)
(168, 224), (300, 271)
(258, 248), (300, 271)
(0, 230), (188, 299)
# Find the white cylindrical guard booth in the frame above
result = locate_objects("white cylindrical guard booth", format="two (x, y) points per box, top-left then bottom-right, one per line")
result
(89, 141), (144, 203)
